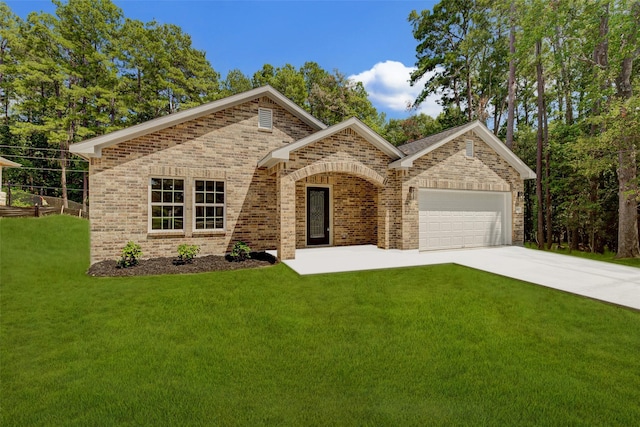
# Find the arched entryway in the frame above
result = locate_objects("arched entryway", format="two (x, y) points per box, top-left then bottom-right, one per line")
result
(275, 161), (390, 260)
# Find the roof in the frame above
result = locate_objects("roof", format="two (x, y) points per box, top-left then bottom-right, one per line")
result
(0, 156), (21, 168)
(69, 85), (327, 159)
(258, 117), (404, 168)
(390, 120), (536, 180)
(398, 122), (474, 155)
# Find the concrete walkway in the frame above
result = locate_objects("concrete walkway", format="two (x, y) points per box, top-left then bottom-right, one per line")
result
(278, 245), (640, 310)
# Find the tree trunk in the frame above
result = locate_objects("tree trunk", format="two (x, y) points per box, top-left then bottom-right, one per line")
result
(535, 39), (545, 249)
(615, 54), (640, 258)
(544, 106), (552, 249)
(466, 57), (473, 121)
(505, 1), (516, 149)
(617, 144), (639, 258)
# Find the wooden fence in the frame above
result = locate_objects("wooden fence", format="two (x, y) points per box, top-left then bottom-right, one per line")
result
(0, 205), (87, 218)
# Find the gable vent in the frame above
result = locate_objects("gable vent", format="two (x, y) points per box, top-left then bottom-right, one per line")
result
(258, 108), (273, 130)
(465, 139), (474, 157)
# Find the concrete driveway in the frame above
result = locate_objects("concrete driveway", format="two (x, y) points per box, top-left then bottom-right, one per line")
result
(279, 245), (640, 311)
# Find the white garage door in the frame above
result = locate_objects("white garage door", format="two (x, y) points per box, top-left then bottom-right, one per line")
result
(419, 189), (511, 251)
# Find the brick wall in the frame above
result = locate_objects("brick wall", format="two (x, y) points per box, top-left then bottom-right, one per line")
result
(400, 131), (525, 249)
(88, 99), (526, 264)
(88, 97), (315, 263)
(294, 173), (378, 248)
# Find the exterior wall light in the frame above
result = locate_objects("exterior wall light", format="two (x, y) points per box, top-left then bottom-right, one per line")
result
(409, 186), (417, 201)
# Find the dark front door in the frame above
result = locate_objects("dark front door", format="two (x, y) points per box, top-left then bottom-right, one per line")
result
(307, 187), (330, 245)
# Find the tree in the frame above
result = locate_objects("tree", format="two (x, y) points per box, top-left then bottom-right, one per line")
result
(382, 114), (442, 146)
(118, 19), (220, 124)
(250, 62), (385, 131)
(0, 3), (22, 124)
(221, 68), (252, 96)
(409, 0), (509, 125)
(4, 0), (221, 205)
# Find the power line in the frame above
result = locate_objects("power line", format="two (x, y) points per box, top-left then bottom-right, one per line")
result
(9, 166), (88, 173)
(0, 154), (89, 163)
(5, 184), (85, 193)
(0, 144), (72, 153)
(0, 144), (88, 159)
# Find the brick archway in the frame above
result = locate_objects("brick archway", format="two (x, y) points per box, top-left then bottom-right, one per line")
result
(288, 161), (387, 187)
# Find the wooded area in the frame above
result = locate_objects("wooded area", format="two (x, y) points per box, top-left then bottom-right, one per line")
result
(408, 0), (639, 257)
(0, 0), (638, 257)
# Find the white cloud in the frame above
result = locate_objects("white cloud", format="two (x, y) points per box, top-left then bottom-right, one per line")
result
(349, 60), (442, 119)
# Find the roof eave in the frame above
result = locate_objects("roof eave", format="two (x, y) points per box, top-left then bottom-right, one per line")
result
(257, 152), (289, 168)
(388, 158), (412, 169)
(0, 158), (22, 168)
(472, 124), (537, 180)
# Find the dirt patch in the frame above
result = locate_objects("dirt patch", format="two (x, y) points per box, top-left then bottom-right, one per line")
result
(88, 252), (278, 277)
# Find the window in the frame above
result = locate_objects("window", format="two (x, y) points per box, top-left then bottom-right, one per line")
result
(258, 108), (273, 130)
(150, 178), (184, 231)
(194, 180), (225, 230)
(465, 139), (474, 157)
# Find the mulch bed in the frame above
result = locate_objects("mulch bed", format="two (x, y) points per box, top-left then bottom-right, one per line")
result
(87, 252), (278, 277)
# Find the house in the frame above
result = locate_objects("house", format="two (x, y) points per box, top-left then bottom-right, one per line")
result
(70, 86), (535, 264)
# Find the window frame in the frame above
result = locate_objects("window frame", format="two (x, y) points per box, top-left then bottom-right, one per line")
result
(148, 177), (186, 233)
(192, 179), (226, 233)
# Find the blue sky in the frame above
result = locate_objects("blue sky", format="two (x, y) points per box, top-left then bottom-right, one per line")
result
(7, 0), (441, 119)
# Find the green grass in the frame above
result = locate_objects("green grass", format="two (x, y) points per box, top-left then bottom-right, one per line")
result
(2, 216), (640, 426)
(525, 242), (640, 268)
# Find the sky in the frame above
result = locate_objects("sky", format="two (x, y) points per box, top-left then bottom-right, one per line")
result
(7, 0), (441, 120)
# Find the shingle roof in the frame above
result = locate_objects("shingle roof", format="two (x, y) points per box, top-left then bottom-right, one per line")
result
(398, 122), (475, 155)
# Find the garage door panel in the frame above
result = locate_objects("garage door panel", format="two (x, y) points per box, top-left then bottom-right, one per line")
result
(419, 189), (510, 251)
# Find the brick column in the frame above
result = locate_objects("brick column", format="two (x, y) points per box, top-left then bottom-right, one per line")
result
(377, 185), (390, 249)
(277, 169), (296, 260)
(401, 180), (419, 250)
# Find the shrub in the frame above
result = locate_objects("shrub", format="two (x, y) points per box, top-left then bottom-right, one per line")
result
(117, 241), (142, 268)
(176, 244), (200, 264)
(230, 241), (251, 262)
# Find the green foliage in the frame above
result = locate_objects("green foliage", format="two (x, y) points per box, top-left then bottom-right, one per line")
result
(249, 61), (385, 131)
(2, 0), (220, 204)
(383, 113), (442, 145)
(409, 0), (640, 255)
(409, 0), (502, 121)
(176, 243), (200, 264)
(1, 187), (37, 207)
(221, 68), (252, 97)
(230, 241), (251, 262)
(117, 241), (142, 268)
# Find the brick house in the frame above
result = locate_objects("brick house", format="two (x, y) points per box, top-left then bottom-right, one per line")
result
(70, 86), (535, 264)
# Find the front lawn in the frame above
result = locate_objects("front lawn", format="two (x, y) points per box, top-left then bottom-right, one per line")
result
(2, 216), (640, 425)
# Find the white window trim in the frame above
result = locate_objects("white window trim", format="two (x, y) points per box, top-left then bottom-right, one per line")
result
(148, 177), (186, 234)
(192, 179), (226, 233)
(465, 139), (474, 158)
(258, 107), (273, 131)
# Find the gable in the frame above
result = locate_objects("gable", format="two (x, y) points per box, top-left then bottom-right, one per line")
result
(391, 121), (536, 180)
(258, 117), (403, 168)
(70, 86), (326, 159)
